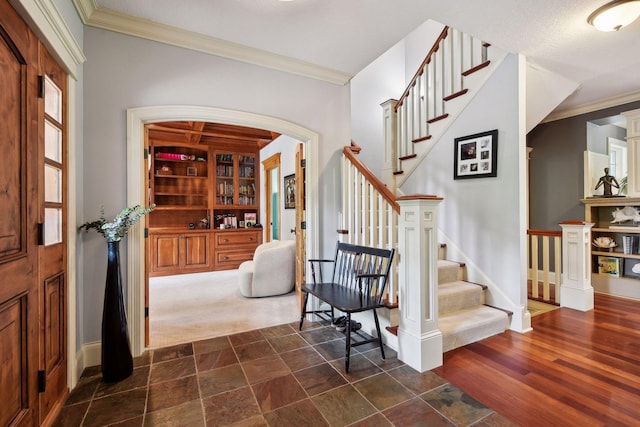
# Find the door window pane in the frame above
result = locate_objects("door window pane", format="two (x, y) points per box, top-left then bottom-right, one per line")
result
(45, 164), (62, 203)
(45, 120), (62, 162)
(44, 208), (62, 245)
(44, 76), (62, 123)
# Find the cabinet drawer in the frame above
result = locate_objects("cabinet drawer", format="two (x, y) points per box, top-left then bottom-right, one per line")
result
(215, 250), (255, 268)
(214, 231), (260, 247)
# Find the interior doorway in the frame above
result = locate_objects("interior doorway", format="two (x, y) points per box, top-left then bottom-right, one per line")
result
(127, 105), (320, 356)
(262, 153), (281, 242)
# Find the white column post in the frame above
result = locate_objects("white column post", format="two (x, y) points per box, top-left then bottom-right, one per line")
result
(559, 220), (594, 311)
(622, 108), (640, 197)
(397, 195), (443, 372)
(380, 99), (398, 192)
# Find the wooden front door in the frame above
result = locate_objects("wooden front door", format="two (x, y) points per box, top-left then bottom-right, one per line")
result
(0, 1), (68, 424)
(0, 1), (40, 425)
(38, 47), (68, 424)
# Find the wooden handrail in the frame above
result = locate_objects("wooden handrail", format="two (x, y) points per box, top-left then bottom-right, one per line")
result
(527, 229), (562, 238)
(343, 145), (400, 214)
(395, 26), (449, 112)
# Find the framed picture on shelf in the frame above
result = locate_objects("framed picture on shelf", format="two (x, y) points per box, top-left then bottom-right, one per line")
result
(284, 174), (296, 209)
(244, 212), (256, 228)
(598, 256), (621, 277)
(623, 258), (640, 279)
(453, 129), (498, 180)
(186, 167), (197, 176)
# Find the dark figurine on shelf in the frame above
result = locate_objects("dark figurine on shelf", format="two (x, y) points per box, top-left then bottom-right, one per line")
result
(595, 167), (620, 197)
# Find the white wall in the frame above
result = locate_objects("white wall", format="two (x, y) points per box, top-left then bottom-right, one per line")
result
(402, 54), (524, 308)
(350, 20), (444, 177)
(259, 135), (299, 241)
(81, 27), (350, 344)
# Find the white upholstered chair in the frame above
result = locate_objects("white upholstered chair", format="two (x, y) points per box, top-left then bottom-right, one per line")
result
(238, 239), (296, 297)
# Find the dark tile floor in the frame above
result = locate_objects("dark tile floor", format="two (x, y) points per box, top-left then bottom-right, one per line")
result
(54, 321), (516, 426)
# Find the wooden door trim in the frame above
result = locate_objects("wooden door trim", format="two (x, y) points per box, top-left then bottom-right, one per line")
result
(262, 153), (281, 242)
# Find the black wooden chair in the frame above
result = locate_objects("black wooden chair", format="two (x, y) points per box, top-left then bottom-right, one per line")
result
(299, 242), (395, 372)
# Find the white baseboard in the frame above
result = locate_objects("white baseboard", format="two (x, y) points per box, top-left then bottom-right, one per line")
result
(76, 341), (101, 377)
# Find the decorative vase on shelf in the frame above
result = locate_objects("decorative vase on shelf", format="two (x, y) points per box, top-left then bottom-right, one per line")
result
(79, 204), (155, 383)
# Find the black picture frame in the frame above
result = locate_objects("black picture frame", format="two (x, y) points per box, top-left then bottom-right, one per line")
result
(453, 129), (498, 179)
(284, 174), (295, 209)
(623, 258), (640, 279)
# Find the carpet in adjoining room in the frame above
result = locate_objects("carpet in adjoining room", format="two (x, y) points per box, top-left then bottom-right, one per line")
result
(149, 269), (299, 348)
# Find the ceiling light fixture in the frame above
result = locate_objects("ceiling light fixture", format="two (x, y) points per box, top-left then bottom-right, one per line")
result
(587, 0), (640, 31)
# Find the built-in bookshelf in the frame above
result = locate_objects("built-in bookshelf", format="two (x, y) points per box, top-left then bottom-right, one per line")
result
(582, 197), (640, 299)
(148, 142), (261, 276)
(213, 151), (258, 229)
(150, 144), (210, 229)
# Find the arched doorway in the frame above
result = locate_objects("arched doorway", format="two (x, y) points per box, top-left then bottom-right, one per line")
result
(126, 105), (319, 356)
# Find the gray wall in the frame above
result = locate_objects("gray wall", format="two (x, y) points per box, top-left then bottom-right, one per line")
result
(81, 27), (350, 344)
(586, 122), (626, 153)
(528, 100), (640, 230)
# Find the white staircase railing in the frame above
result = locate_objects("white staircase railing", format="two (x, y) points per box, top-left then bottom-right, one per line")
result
(527, 229), (562, 305)
(383, 26), (499, 190)
(340, 27), (500, 305)
(340, 144), (400, 304)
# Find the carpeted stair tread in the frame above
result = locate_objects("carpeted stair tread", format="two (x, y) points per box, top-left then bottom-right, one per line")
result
(439, 305), (509, 352)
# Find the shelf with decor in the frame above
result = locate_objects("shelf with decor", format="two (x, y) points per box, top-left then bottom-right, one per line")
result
(582, 197), (640, 298)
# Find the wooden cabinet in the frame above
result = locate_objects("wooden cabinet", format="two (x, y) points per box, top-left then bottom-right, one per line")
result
(582, 197), (640, 299)
(213, 229), (262, 270)
(148, 141), (261, 276)
(150, 232), (211, 276)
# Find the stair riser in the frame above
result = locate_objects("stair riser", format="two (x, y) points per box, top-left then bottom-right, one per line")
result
(441, 315), (509, 352)
(439, 287), (485, 315)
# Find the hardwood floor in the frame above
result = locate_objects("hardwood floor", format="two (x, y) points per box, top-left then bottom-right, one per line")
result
(434, 292), (640, 426)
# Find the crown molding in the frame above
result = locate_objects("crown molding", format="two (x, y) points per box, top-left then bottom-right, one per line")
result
(72, 0), (352, 85)
(12, 0), (86, 78)
(543, 89), (640, 123)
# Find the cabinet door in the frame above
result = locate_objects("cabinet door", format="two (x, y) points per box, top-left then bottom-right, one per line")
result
(152, 235), (180, 272)
(183, 234), (210, 269)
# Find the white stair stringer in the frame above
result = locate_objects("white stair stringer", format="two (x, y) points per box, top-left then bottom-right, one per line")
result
(394, 47), (509, 188)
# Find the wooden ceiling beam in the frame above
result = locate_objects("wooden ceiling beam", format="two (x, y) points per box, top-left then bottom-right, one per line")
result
(189, 121), (206, 144)
(147, 123), (276, 142)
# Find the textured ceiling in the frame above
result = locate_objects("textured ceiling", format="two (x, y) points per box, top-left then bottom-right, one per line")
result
(95, 0), (640, 115)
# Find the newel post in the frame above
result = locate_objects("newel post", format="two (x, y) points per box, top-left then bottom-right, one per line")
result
(381, 99), (398, 192)
(397, 195), (443, 372)
(559, 220), (594, 311)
